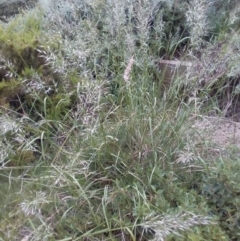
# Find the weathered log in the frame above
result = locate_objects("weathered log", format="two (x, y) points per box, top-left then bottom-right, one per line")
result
(157, 59), (193, 84)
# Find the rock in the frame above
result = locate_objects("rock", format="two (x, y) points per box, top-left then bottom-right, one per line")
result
(0, 0), (36, 20)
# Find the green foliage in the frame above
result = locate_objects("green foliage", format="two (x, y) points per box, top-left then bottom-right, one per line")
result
(148, 0), (190, 57)
(1, 0), (240, 240)
(0, 12), (41, 72)
(200, 157), (240, 240)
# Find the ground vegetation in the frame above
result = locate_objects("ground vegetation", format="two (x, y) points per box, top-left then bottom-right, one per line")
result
(1, 0), (240, 240)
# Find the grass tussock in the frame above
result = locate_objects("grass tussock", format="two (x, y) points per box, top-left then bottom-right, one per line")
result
(1, 0), (240, 240)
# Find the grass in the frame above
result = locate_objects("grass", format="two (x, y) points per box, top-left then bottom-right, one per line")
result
(1, 0), (240, 240)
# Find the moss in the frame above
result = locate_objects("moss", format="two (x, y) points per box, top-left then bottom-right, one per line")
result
(0, 12), (42, 82)
(0, 9), (61, 80)
(0, 10), (41, 46)
(0, 11), (68, 119)
(0, 79), (22, 106)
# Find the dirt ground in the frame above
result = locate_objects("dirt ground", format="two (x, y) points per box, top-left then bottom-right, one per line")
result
(193, 115), (240, 148)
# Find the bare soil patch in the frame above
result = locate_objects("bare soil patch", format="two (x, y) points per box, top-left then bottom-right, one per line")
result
(193, 116), (240, 148)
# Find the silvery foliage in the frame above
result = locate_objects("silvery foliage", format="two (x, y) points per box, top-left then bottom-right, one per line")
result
(37, 0), (240, 79)
(37, 0), (170, 78)
(140, 212), (213, 241)
(0, 117), (22, 165)
(186, 0), (240, 48)
(38, 0), (96, 77)
(0, 116), (37, 166)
